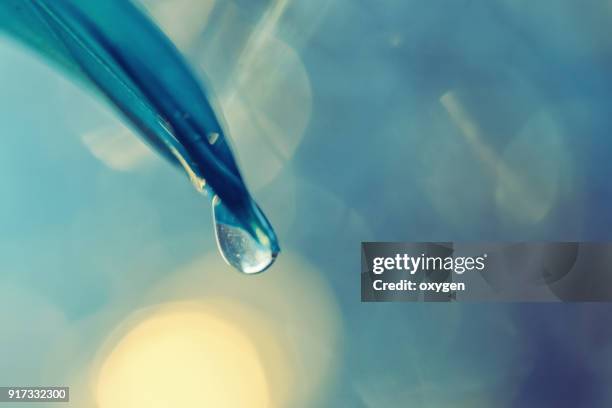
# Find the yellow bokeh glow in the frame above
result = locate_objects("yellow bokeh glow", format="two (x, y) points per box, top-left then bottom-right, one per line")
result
(95, 306), (270, 408)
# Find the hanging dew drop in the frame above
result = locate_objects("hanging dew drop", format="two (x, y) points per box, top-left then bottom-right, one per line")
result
(170, 144), (279, 274)
(212, 195), (279, 274)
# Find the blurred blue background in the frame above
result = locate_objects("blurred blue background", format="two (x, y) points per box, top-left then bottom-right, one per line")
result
(1, 0), (612, 406)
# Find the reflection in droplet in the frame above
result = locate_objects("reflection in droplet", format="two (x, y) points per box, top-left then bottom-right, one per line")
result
(213, 195), (279, 274)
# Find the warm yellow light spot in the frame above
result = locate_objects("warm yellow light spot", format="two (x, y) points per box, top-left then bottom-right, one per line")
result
(95, 308), (270, 408)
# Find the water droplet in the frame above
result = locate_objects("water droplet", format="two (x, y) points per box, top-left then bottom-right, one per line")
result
(212, 196), (279, 274)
